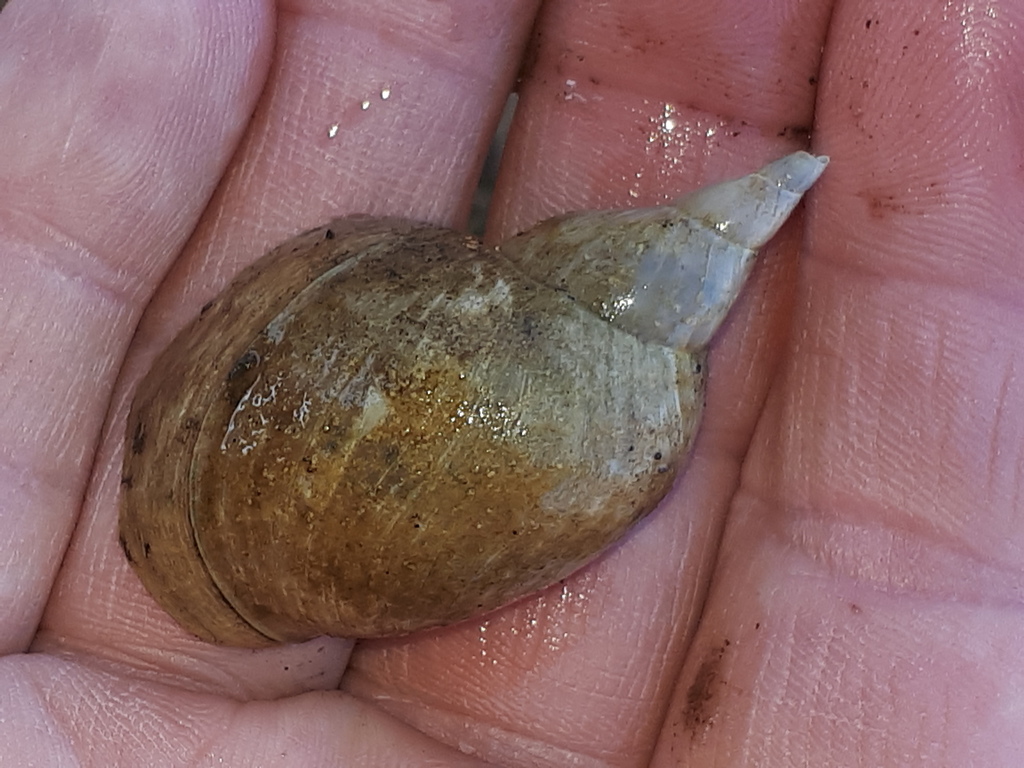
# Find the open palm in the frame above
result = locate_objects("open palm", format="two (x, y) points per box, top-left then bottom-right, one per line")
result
(3, 0), (1021, 765)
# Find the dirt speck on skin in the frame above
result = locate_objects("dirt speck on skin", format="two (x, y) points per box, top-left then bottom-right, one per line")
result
(682, 640), (730, 736)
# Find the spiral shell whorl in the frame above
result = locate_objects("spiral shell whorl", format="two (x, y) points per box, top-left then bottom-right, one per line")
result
(501, 151), (828, 350)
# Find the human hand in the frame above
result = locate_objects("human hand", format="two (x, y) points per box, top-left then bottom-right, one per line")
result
(2, 0), (1020, 765)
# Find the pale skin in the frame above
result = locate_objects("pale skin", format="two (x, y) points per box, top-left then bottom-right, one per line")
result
(2, 0), (1022, 765)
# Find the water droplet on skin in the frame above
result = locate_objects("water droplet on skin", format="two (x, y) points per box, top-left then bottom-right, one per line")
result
(563, 78), (586, 102)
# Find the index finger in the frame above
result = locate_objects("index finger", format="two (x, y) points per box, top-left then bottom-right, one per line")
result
(0, 0), (272, 654)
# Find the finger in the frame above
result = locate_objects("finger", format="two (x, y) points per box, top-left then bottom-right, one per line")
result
(656, 1), (1024, 763)
(343, 0), (831, 764)
(0, 0), (272, 653)
(1, 654), (490, 767)
(37, 0), (541, 698)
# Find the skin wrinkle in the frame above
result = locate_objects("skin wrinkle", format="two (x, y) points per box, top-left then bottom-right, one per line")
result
(0, 204), (148, 298)
(0, 340), (126, 486)
(807, 237), (1024, 311)
(272, 4), (524, 96)
(781, 272), (1024, 565)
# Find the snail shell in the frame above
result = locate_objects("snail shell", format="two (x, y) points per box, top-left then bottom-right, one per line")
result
(119, 152), (827, 646)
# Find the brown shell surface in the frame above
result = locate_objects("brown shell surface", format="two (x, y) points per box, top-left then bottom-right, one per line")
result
(120, 217), (704, 646)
